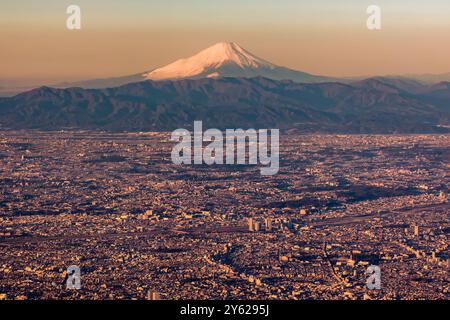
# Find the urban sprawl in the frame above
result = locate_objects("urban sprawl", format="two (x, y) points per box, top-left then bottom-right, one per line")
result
(0, 131), (448, 300)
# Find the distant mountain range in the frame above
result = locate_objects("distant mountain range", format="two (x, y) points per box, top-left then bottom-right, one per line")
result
(0, 42), (449, 133)
(2, 42), (449, 98)
(1, 76), (449, 133)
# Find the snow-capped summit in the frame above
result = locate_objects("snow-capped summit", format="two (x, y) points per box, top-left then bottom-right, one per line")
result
(144, 42), (275, 80)
(143, 42), (333, 82)
(207, 42), (274, 68)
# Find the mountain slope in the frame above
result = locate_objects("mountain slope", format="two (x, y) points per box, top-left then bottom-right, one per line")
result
(417, 81), (450, 111)
(0, 77), (448, 133)
(351, 77), (426, 94)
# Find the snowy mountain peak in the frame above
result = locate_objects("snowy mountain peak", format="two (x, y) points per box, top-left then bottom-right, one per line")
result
(196, 42), (274, 68)
(144, 42), (276, 81)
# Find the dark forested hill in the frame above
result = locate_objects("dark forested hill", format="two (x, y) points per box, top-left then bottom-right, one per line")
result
(0, 77), (449, 133)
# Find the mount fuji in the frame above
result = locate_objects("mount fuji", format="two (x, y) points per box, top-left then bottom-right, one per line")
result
(54, 42), (336, 90)
(143, 42), (334, 83)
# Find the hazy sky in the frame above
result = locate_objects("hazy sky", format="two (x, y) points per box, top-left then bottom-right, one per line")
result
(1, 0), (450, 85)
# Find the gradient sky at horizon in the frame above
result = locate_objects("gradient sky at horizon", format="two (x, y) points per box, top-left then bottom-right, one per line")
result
(1, 0), (450, 85)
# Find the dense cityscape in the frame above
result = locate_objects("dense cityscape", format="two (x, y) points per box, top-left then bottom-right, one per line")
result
(0, 131), (448, 300)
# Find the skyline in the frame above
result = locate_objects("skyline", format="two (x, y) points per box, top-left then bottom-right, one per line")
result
(1, 0), (450, 86)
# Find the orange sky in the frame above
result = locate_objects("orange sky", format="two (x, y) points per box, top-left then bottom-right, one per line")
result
(1, 1), (450, 85)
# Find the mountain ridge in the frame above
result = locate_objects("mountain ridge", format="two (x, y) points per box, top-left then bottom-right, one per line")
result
(1, 76), (449, 133)
(1, 42), (449, 97)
